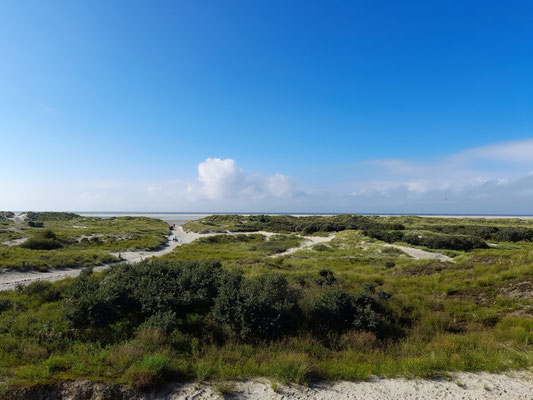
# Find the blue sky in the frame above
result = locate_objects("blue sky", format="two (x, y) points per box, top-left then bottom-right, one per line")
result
(1, 1), (532, 213)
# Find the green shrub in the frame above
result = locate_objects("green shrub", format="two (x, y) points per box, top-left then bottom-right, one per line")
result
(64, 260), (223, 335)
(317, 269), (336, 285)
(365, 229), (488, 251)
(137, 311), (179, 333)
(420, 224), (533, 242)
(27, 221), (44, 228)
(0, 298), (14, 313)
(19, 281), (61, 303)
(21, 230), (63, 250)
(26, 212), (79, 221)
(213, 273), (301, 340)
(21, 238), (63, 250)
(313, 244), (329, 251)
(304, 287), (398, 339)
(364, 230), (405, 243)
(403, 233), (488, 251)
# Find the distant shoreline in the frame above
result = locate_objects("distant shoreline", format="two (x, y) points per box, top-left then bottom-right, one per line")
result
(71, 212), (533, 224)
(76, 212), (533, 218)
(9, 211), (533, 220)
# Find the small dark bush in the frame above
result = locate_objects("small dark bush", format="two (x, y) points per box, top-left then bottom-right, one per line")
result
(27, 220), (44, 227)
(21, 237), (63, 250)
(317, 269), (336, 285)
(21, 230), (63, 250)
(364, 230), (404, 243)
(313, 244), (329, 251)
(0, 298), (14, 313)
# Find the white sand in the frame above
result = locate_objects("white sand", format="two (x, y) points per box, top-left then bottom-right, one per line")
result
(1, 237), (29, 247)
(155, 372), (533, 399)
(384, 244), (454, 262)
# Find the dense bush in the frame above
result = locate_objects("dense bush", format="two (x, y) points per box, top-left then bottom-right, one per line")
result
(421, 224), (533, 242)
(0, 298), (14, 313)
(492, 227), (533, 242)
(213, 273), (301, 340)
(18, 281), (61, 303)
(62, 260), (399, 345)
(21, 230), (64, 250)
(364, 229), (488, 251)
(64, 260), (223, 333)
(402, 232), (488, 251)
(26, 212), (80, 222)
(317, 269), (336, 285)
(27, 220), (44, 228)
(304, 286), (397, 339)
(197, 214), (405, 235)
(364, 229), (405, 243)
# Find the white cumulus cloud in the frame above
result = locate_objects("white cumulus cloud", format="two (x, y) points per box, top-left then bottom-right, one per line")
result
(196, 158), (294, 200)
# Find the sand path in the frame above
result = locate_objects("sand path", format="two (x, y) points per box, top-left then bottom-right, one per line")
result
(384, 244), (454, 262)
(0, 227), (197, 291)
(0, 228), (453, 290)
(1, 237), (29, 247)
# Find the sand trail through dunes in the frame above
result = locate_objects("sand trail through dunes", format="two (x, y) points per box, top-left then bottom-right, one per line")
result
(1, 237), (29, 246)
(0, 228), (451, 291)
(384, 244), (454, 262)
(0, 226), (240, 291)
(0, 227), (191, 291)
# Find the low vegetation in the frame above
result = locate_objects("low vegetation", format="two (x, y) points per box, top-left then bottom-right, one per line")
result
(0, 212), (170, 270)
(0, 213), (531, 391)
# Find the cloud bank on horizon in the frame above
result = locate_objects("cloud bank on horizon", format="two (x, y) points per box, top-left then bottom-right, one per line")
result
(2, 139), (533, 214)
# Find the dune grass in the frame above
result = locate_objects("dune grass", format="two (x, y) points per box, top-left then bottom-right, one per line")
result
(0, 212), (169, 270)
(0, 215), (531, 391)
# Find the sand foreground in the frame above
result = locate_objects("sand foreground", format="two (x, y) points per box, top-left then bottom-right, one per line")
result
(6, 372), (533, 399)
